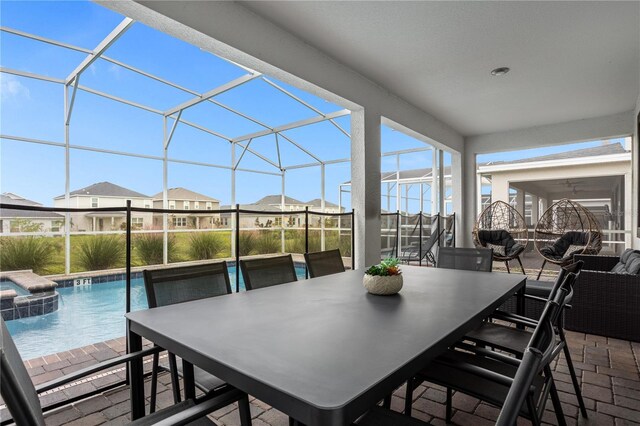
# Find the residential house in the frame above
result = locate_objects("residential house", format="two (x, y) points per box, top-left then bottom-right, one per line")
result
(222, 195), (345, 228)
(151, 188), (221, 229)
(53, 182), (153, 231)
(0, 193), (64, 233)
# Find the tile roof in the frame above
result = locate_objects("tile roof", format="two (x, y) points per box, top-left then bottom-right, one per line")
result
(55, 182), (149, 199)
(0, 193), (64, 219)
(479, 142), (628, 166)
(151, 188), (219, 202)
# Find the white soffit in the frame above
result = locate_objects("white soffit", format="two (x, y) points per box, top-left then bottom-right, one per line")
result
(241, 1), (640, 136)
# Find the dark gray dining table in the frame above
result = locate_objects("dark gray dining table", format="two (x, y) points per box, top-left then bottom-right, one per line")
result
(126, 265), (526, 425)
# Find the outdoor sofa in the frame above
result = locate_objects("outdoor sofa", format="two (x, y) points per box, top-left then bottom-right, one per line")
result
(502, 249), (640, 342)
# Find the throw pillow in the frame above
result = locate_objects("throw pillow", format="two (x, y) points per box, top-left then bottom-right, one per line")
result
(486, 243), (505, 256)
(563, 244), (586, 259)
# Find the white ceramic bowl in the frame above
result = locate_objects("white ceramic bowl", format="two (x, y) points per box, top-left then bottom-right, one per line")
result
(362, 274), (403, 295)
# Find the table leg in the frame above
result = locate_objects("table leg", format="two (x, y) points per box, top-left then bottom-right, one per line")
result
(182, 359), (196, 400)
(127, 321), (145, 420)
(516, 286), (525, 330)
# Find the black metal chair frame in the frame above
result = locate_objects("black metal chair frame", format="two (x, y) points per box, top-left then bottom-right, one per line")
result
(404, 274), (576, 426)
(240, 254), (298, 291)
(304, 248), (346, 278)
(464, 260), (588, 418)
(143, 262), (249, 420)
(436, 247), (493, 272)
(0, 318), (248, 426)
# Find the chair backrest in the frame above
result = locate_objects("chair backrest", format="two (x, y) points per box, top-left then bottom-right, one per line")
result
(496, 272), (576, 426)
(1, 319), (46, 426)
(304, 249), (345, 278)
(437, 247), (493, 272)
(548, 260), (583, 305)
(143, 262), (232, 308)
(240, 254), (298, 290)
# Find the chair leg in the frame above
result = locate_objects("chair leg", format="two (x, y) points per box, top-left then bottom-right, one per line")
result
(547, 369), (567, 426)
(168, 353), (181, 403)
(382, 395), (391, 409)
(238, 394), (252, 426)
(536, 259), (547, 280)
(526, 395), (541, 426)
(516, 255), (526, 275)
(149, 351), (160, 414)
(404, 378), (415, 416)
(559, 331), (588, 418)
(505, 261), (511, 273)
(445, 387), (453, 423)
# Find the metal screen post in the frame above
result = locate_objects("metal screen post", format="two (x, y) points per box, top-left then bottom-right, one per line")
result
(437, 213), (442, 247)
(395, 210), (400, 258)
(125, 200), (131, 314)
(305, 206), (309, 279)
(235, 204), (240, 293)
(418, 211), (423, 267)
(351, 210), (355, 270)
(452, 212), (456, 247)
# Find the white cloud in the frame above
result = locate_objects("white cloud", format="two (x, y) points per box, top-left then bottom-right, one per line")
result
(107, 63), (122, 80)
(0, 74), (31, 102)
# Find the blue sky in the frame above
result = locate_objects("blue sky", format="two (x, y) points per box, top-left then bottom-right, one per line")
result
(0, 1), (622, 213)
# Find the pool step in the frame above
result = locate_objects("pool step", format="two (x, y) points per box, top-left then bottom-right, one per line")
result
(0, 271), (59, 321)
(0, 270), (57, 293)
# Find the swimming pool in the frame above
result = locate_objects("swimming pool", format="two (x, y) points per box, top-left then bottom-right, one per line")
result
(6, 265), (307, 360)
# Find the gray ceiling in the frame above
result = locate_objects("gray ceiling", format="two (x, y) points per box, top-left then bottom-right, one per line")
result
(241, 1), (640, 137)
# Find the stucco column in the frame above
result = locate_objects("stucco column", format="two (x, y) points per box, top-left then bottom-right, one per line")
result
(530, 194), (539, 226)
(514, 189), (525, 219)
(491, 175), (510, 204)
(351, 108), (381, 269)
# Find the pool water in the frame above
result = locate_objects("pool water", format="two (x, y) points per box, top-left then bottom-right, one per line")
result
(6, 265), (307, 360)
(0, 280), (30, 296)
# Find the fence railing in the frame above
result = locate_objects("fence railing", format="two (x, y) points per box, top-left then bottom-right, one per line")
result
(0, 202), (355, 303)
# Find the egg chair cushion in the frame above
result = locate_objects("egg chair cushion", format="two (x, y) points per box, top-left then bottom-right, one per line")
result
(539, 231), (593, 261)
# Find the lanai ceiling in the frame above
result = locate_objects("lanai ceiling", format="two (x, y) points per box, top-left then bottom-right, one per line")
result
(240, 1), (640, 137)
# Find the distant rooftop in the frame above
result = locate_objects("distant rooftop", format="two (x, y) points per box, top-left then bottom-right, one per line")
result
(55, 182), (149, 199)
(0, 193), (64, 219)
(151, 188), (219, 202)
(480, 142), (628, 166)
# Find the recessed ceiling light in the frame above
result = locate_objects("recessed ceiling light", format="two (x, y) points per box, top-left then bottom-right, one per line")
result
(491, 67), (510, 76)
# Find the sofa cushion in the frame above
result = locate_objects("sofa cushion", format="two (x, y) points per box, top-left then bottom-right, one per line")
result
(610, 249), (640, 275)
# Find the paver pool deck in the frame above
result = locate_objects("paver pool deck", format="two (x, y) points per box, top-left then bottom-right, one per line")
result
(0, 328), (638, 426)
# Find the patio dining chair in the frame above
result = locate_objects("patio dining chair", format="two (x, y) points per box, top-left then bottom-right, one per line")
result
(240, 254), (298, 290)
(304, 248), (346, 278)
(143, 262), (251, 421)
(436, 247), (493, 272)
(404, 273), (576, 426)
(357, 343), (554, 426)
(464, 260), (587, 417)
(0, 318), (247, 426)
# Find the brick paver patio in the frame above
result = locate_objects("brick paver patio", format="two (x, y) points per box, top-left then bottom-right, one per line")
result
(1, 329), (638, 425)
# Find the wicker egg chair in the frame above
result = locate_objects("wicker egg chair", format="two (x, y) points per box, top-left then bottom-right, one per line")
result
(534, 198), (602, 279)
(472, 200), (528, 274)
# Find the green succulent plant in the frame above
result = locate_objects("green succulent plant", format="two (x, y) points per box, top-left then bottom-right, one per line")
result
(365, 258), (401, 276)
